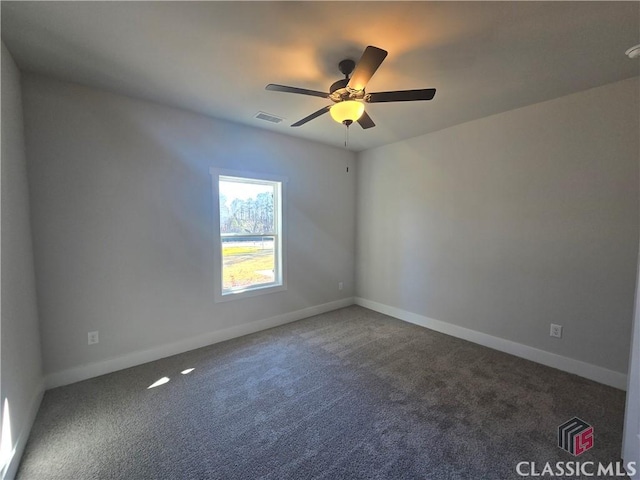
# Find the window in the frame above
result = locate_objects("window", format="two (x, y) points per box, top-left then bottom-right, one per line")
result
(210, 169), (286, 301)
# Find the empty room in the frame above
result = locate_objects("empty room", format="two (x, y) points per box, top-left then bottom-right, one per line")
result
(1, 2), (639, 479)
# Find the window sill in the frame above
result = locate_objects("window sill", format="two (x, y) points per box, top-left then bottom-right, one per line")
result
(214, 283), (287, 303)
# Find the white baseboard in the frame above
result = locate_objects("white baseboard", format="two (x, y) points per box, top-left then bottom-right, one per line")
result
(2, 382), (44, 480)
(45, 297), (355, 389)
(354, 297), (627, 390)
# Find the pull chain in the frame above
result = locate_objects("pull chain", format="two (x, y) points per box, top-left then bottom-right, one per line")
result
(345, 124), (350, 171)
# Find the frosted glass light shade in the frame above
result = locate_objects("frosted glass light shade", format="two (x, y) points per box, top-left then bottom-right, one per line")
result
(330, 101), (365, 124)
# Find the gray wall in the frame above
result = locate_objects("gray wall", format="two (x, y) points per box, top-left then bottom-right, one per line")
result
(1, 43), (43, 479)
(21, 75), (356, 377)
(357, 77), (639, 374)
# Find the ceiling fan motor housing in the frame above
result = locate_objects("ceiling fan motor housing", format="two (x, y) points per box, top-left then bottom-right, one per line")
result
(329, 59), (368, 103)
(330, 78), (349, 94)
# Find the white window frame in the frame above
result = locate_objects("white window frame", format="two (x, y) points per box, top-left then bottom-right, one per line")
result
(210, 168), (287, 302)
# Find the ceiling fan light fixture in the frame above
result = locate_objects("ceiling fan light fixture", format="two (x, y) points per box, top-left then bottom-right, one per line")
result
(330, 100), (365, 125)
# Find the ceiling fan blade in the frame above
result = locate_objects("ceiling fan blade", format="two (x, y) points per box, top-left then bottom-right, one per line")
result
(291, 105), (332, 127)
(367, 89), (436, 103)
(266, 84), (329, 99)
(357, 111), (376, 129)
(347, 46), (388, 91)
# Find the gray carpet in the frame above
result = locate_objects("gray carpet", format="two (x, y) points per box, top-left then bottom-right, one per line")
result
(17, 306), (627, 479)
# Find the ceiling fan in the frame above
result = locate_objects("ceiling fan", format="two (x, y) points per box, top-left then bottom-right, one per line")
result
(265, 45), (436, 129)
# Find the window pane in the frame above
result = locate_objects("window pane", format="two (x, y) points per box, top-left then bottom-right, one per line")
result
(221, 236), (275, 292)
(219, 179), (275, 235)
(212, 171), (285, 301)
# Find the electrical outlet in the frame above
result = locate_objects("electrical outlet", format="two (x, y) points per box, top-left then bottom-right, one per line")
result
(88, 331), (99, 345)
(338, 282), (344, 291)
(550, 324), (563, 338)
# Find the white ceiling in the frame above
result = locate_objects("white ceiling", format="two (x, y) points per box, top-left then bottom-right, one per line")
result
(2, 1), (638, 152)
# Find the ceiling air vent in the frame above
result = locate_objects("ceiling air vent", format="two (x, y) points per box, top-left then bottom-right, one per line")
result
(254, 111), (284, 124)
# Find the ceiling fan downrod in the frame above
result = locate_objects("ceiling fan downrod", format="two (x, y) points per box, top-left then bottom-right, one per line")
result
(338, 59), (356, 79)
